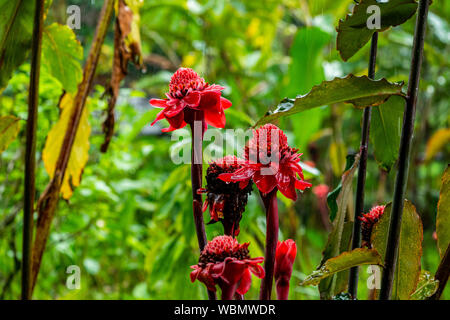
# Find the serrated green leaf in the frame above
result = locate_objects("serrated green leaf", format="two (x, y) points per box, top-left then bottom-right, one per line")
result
(337, 0), (418, 61)
(255, 75), (405, 126)
(301, 248), (382, 286)
(437, 165), (450, 260)
(42, 23), (83, 93)
(370, 95), (404, 172)
(371, 200), (423, 300)
(0, 115), (21, 154)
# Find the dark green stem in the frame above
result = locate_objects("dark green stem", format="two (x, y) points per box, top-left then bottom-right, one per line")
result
(379, 0), (430, 300)
(348, 32), (378, 299)
(22, 0), (45, 300)
(428, 243), (450, 300)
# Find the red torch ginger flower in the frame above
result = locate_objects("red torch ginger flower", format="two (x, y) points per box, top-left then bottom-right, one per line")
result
(149, 67), (231, 132)
(199, 156), (253, 236)
(190, 235), (264, 299)
(359, 205), (385, 247)
(274, 239), (297, 300)
(219, 124), (312, 200)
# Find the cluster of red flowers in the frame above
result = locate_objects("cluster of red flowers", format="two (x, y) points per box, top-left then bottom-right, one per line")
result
(150, 68), (310, 300)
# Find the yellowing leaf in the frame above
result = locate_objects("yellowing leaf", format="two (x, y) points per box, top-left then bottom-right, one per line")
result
(43, 93), (91, 199)
(437, 165), (450, 260)
(0, 115), (21, 154)
(424, 128), (450, 163)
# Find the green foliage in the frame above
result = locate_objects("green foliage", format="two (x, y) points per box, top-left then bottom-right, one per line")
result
(0, 116), (21, 154)
(437, 165), (450, 260)
(410, 270), (439, 300)
(255, 75), (405, 126)
(0, 0), (35, 91)
(0, 0), (448, 301)
(371, 200), (423, 300)
(319, 154), (360, 299)
(301, 248), (382, 286)
(42, 23), (83, 93)
(370, 95), (404, 172)
(337, 0), (418, 61)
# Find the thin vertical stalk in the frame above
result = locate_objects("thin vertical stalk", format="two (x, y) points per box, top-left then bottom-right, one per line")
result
(259, 189), (279, 300)
(379, 0), (430, 300)
(188, 111), (216, 301)
(348, 32), (378, 299)
(22, 0), (45, 300)
(30, 0), (115, 294)
(428, 244), (450, 300)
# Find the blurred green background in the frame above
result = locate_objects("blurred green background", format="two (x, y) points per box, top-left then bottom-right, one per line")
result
(0, 0), (449, 299)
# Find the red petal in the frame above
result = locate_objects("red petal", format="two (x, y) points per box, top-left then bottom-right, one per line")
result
(150, 109), (166, 126)
(254, 172), (277, 194)
(278, 179), (297, 201)
(183, 91), (201, 106)
(236, 269), (252, 295)
(294, 179), (312, 190)
(149, 99), (168, 108)
(204, 106), (226, 128)
(199, 90), (221, 112)
(220, 97), (232, 109)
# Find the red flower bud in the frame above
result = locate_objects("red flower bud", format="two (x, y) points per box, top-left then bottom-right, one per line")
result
(274, 239), (297, 300)
(359, 205), (385, 247)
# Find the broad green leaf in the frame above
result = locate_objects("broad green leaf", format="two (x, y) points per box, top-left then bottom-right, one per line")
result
(0, 115), (21, 154)
(0, 0), (35, 91)
(410, 271), (439, 300)
(337, 0), (418, 61)
(330, 141), (347, 176)
(371, 200), (423, 300)
(255, 75), (405, 126)
(301, 248), (382, 286)
(319, 153), (360, 299)
(370, 95), (404, 172)
(43, 93), (91, 199)
(42, 23), (83, 93)
(424, 128), (450, 163)
(437, 165), (450, 260)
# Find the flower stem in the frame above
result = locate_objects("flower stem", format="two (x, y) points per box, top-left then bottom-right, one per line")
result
(428, 243), (450, 300)
(379, 0), (430, 300)
(22, 0), (45, 300)
(188, 111), (216, 301)
(276, 277), (290, 300)
(220, 281), (238, 300)
(348, 32), (378, 299)
(259, 188), (279, 300)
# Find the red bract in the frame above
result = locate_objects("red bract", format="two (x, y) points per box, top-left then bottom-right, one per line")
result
(219, 124), (312, 200)
(149, 67), (231, 132)
(359, 205), (385, 247)
(190, 235), (264, 298)
(274, 239), (296, 300)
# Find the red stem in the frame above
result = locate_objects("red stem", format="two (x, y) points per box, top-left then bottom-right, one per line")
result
(276, 277), (290, 300)
(259, 188), (279, 300)
(188, 110), (216, 300)
(220, 281), (238, 300)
